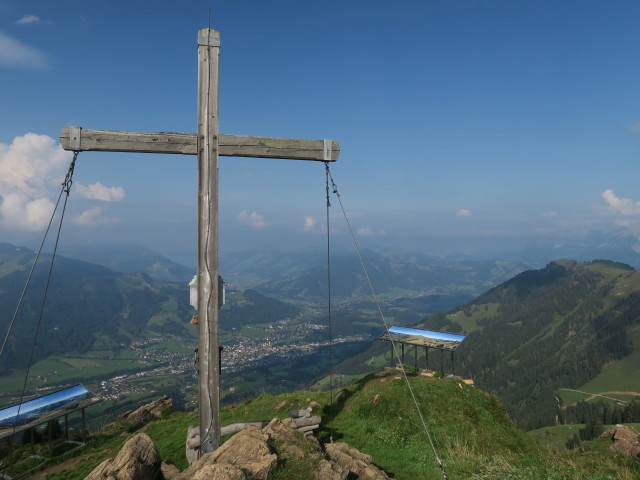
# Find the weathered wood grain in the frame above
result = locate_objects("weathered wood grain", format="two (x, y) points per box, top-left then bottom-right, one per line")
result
(297, 424), (320, 433)
(293, 415), (322, 428)
(60, 127), (339, 162)
(219, 421), (270, 437)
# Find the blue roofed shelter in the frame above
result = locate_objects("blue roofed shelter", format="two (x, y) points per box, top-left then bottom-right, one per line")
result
(379, 326), (467, 376)
(0, 384), (100, 451)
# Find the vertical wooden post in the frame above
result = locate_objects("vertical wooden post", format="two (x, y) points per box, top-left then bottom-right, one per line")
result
(48, 421), (53, 455)
(64, 414), (69, 441)
(197, 27), (221, 455)
(425, 347), (429, 370)
(390, 342), (393, 366)
(82, 408), (87, 444)
(440, 350), (444, 377)
(401, 343), (405, 366)
(414, 344), (418, 372)
(451, 351), (455, 376)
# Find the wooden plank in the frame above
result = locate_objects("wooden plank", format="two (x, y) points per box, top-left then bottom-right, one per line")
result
(293, 415), (322, 428)
(197, 26), (221, 455)
(221, 134), (339, 162)
(289, 408), (312, 418)
(60, 127), (340, 161)
(219, 421), (269, 437)
(60, 128), (196, 154)
(297, 424), (320, 433)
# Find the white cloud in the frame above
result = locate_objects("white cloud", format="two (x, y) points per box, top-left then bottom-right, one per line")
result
(0, 191), (55, 231)
(601, 189), (640, 216)
(456, 209), (472, 217)
(15, 15), (51, 25)
(238, 209), (266, 228)
(542, 211), (559, 217)
(0, 134), (68, 230)
(356, 226), (386, 236)
(302, 216), (330, 234)
(303, 216), (317, 232)
(0, 133), (126, 231)
(75, 182), (126, 201)
(0, 31), (49, 69)
(72, 207), (120, 226)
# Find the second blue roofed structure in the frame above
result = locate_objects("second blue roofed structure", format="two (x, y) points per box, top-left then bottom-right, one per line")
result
(383, 326), (466, 351)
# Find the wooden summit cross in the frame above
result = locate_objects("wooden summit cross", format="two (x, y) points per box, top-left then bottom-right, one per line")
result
(59, 28), (339, 454)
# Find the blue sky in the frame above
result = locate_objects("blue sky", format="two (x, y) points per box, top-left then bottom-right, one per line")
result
(1, 0), (640, 266)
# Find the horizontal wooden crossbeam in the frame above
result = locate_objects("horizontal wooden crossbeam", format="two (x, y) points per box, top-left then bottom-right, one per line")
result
(60, 127), (339, 162)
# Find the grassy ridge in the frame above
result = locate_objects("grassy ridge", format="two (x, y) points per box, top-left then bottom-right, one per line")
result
(18, 372), (640, 479)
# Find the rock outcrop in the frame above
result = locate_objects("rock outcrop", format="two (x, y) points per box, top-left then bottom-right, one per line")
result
(85, 417), (392, 480)
(113, 396), (173, 426)
(181, 424), (278, 480)
(600, 424), (640, 460)
(181, 418), (390, 480)
(84, 433), (162, 480)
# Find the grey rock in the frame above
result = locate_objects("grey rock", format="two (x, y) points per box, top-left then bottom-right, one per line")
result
(113, 396), (173, 426)
(84, 433), (161, 480)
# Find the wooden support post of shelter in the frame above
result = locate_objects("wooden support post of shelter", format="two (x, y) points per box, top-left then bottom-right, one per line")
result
(425, 346), (429, 370)
(401, 343), (405, 366)
(8, 435), (13, 467)
(451, 351), (455, 376)
(414, 344), (418, 372)
(440, 350), (444, 377)
(81, 408), (87, 444)
(47, 421), (53, 455)
(390, 342), (394, 367)
(59, 27), (339, 455)
(64, 414), (69, 441)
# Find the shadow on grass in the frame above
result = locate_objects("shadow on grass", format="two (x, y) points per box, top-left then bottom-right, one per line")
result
(316, 372), (396, 444)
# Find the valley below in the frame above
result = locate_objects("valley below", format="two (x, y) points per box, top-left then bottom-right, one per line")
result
(2, 244), (640, 439)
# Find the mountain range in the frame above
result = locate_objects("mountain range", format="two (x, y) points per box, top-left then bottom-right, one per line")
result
(448, 227), (640, 269)
(223, 248), (529, 301)
(4, 240), (640, 433)
(58, 243), (195, 283)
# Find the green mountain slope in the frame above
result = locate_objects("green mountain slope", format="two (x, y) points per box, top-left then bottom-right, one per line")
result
(0, 243), (194, 373)
(448, 260), (640, 429)
(566, 323), (640, 404)
(334, 260), (640, 430)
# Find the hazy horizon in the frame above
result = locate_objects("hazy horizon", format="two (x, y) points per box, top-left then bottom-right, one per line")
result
(2, 1), (640, 269)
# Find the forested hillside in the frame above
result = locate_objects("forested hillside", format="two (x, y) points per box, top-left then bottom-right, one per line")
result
(0, 243), (194, 374)
(335, 259), (640, 430)
(430, 259), (640, 429)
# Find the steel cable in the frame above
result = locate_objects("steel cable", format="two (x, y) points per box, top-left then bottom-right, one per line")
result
(0, 151), (78, 477)
(325, 165), (448, 480)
